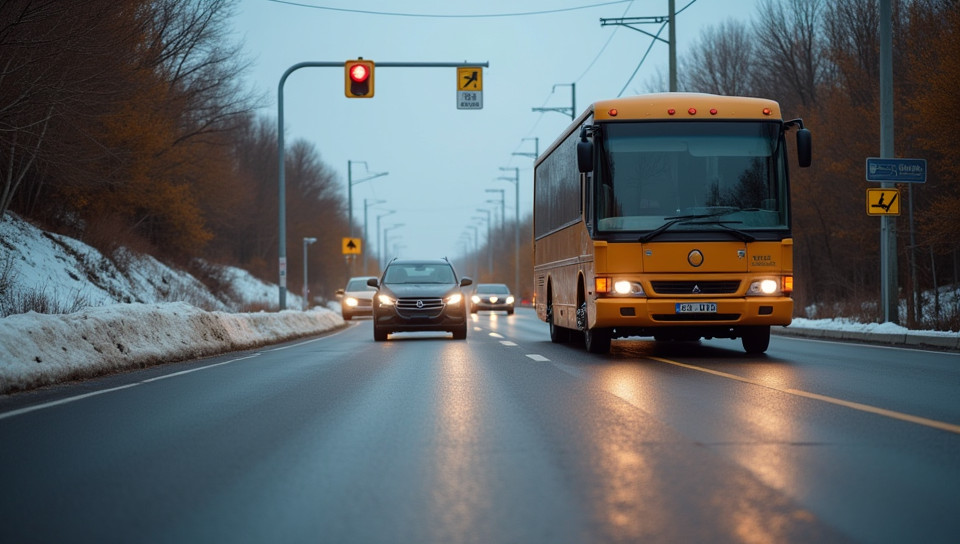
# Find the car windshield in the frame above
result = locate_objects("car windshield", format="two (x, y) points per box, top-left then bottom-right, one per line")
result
(346, 278), (376, 291)
(476, 284), (509, 294)
(384, 264), (455, 284)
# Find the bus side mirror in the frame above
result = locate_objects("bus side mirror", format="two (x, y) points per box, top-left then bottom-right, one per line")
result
(577, 139), (593, 173)
(796, 128), (812, 168)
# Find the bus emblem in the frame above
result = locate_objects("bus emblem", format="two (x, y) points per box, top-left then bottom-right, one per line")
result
(687, 249), (704, 267)
(692, 285), (702, 294)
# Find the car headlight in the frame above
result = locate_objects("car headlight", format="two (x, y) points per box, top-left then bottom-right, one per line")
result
(377, 294), (396, 305)
(747, 279), (780, 296)
(505, 296), (515, 304)
(471, 295), (481, 304)
(344, 297), (359, 307)
(446, 293), (463, 305)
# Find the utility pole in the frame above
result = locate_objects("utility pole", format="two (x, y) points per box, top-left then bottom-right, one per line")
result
(498, 167), (521, 299)
(600, 0), (678, 92)
(532, 83), (575, 120)
(512, 137), (539, 160)
(879, 0), (898, 323)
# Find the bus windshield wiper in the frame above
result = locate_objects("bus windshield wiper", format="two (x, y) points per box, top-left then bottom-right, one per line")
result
(638, 209), (748, 243)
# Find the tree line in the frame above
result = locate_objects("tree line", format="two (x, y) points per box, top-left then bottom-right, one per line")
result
(2, 0), (957, 329)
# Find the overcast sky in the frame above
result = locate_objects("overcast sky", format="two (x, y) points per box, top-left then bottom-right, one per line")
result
(229, 0), (758, 268)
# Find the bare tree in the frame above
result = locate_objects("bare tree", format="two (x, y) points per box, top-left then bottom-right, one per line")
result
(752, 0), (826, 112)
(681, 20), (757, 96)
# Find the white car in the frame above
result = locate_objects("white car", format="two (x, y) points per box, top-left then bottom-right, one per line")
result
(336, 276), (378, 320)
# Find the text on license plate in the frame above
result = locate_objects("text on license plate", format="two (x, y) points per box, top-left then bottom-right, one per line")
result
(675, 302), (717, 313)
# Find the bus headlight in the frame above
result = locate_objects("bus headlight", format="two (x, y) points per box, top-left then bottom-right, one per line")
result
(748, 279), (780, 296)
(597, 276), (645, 296)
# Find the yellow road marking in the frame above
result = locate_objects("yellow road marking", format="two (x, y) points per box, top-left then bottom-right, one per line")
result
(648, 356), (960, 435)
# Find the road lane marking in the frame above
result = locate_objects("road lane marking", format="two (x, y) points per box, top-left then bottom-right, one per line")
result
(526, 354), (549, 362)
(648, 356), (960, 435)
(500, 341), (517, 346)
(489, 332), (504, 338)
(0, 353), (262, 420)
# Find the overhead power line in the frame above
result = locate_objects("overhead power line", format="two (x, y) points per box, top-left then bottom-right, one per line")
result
(266, 0), (632, 18)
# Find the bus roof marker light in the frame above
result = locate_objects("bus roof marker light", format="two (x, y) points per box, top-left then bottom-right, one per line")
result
(608, 108), (618, 117)
(667, 108), (676, 115)
(710, 108), (718, 115)
(688, 108), (697, 115)
(762, 107), (772, 116)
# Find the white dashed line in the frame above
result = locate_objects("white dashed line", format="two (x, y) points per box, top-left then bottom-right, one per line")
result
(526, 354), (550, 362)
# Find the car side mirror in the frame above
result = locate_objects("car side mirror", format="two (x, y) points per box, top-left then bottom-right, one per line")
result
(366, 278), (379, 288)
(335, 289), (344, 297)
(460, 277), (473, 287)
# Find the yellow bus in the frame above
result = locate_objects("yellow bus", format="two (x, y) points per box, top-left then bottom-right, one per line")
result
(533, 93), (811, 354)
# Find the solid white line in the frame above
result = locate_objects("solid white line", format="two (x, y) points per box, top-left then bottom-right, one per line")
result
(0, 353), (263, 420)
(526, 354), (550, 362)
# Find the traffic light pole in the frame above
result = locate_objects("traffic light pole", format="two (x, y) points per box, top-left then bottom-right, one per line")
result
(276, 60), (489, 310)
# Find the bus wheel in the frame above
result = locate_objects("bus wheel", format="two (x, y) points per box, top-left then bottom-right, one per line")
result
(548, 304), (569, 343)
(578, 301), (611, 354)
(584, 327), (611, 354)
(741, 326), (770, 354)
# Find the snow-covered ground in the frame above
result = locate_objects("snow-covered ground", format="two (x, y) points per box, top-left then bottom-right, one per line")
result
(1, 213), (956, 395)
(1, 213), (343, 394)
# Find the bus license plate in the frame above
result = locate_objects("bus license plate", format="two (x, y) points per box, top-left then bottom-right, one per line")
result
(676, 302), (717, 313)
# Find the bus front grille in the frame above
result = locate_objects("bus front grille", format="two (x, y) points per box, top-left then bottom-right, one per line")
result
(650, 280), (741, 295)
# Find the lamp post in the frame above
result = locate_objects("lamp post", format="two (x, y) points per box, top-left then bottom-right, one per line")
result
(347, 161), (387, 276)
(383, 223), (404, 268)
(302, 237), (317, 311)
(466, 225), (479, 280)
(531, 83), (575, 120)
(498, 166), (520, 298)
(512, 137), (539, 160)
(364, 199), (386, 275)
(475, 209), (492, 277)
(376, 210), (396, 272)
(485, 188), (505, 230)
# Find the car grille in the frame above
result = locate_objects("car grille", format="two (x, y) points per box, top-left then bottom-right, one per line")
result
(650, 280), (741, 295)
(396, 297), (444, 317)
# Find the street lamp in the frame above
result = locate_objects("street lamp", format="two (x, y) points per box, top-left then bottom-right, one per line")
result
(347, 161), (387, 275)
(383, 223), (404, 267)
(466, 225), (479, 280)
(302, 237), (317, 311)
(376, 210), (395, 272)
(364, 199), (386, 274)
(475, 209), (492, 277)
(498, 166), (520, 297)
(512, 137), (539, 160)
(486, 188), (505, 230)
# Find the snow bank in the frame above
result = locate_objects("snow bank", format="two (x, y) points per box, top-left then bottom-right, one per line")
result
(0, 302), (344, 394)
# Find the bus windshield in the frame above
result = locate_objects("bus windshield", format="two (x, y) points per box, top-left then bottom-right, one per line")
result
(595, 121), (788, 234)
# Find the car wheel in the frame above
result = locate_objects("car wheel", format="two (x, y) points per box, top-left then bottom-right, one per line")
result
(507, 308), (514, 315)
(373, 324), (388, 342)
(452, 325), (467, 340)
(343, 313), (352, 321)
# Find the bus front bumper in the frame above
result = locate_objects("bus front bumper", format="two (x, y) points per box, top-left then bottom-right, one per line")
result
(593, 297), (793, 329)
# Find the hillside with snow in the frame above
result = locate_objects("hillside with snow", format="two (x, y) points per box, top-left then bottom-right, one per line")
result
(0, 213), (343, 394)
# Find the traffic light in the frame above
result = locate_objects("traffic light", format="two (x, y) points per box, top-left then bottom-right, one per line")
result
(344, 59), (374, 98)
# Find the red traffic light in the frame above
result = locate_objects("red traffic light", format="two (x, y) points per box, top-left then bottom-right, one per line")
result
(345, 59), (374, 98)
(349, 63), (369, 83)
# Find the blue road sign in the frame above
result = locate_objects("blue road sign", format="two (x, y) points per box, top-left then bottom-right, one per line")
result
(865, 157), (927, 183)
